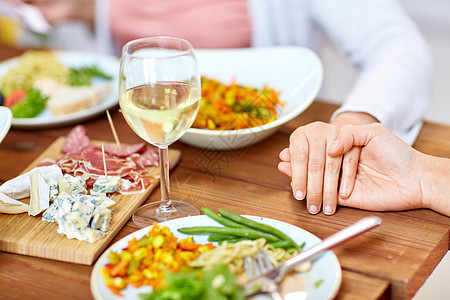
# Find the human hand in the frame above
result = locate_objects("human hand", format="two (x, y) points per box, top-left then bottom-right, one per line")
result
(327, 123), (424, 212)
(278, 121), (361, 215)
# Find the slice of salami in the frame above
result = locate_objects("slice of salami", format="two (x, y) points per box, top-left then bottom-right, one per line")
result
(62, 125), (93, 154)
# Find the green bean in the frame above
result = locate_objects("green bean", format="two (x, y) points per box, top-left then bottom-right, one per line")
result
(218, 238), (247, 245)
(201, 207), (245, 228)
(207, 234), (242, 242)
(177, 226), (278, 242)
(268, 240), (295, 249)
(219, 209), (301, 251)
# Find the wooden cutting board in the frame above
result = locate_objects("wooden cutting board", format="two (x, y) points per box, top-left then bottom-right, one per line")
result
(0, 137), (180, 265)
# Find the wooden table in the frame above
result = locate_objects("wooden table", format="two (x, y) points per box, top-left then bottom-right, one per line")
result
(0, 46), (449, 299)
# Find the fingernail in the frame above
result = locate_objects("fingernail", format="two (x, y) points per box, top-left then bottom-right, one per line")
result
(340, 185), (349, 198)
(324, 205), (333, 215)
(295, 190), (304, 200)
(309, 205), (318, 214)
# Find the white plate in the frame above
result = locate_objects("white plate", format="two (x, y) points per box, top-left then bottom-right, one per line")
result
(0, 50), (119, 129)
(91, 215), (341, 300)
(0, 107), (12, 143)
(180, 46), (323, 150)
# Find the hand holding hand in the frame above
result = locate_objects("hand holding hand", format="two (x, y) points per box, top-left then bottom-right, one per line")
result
(278, 121), (361, 215)
(327, 123), (424, 212)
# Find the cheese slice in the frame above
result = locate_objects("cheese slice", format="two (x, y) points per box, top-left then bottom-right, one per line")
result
(0, 191), (29, 214)
(0, 164), (62, 199)
(28, 170), (50, 216)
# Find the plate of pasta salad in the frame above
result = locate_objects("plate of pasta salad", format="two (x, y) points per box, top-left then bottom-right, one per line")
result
(0, 50), (119, 129)
(90, 213), (341, 300)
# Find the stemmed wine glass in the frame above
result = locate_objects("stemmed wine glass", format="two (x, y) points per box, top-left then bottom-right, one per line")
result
(119, 37), (201, 226)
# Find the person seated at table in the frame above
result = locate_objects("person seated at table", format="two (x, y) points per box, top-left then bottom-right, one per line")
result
(279, 122), (450, 217)
(11, 0), (432, 215)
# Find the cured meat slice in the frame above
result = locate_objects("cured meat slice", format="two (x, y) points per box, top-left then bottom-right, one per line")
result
(135, 148), (159, 167)
(42, 125), (158, 195)
(101, 143), (147, 157)
(62, 125), (93, 154)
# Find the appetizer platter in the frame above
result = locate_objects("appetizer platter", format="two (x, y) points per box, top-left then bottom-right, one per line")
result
(0, 126), (180, 265)
(0, 50), (119, 129)
(91, 209), (342, 300)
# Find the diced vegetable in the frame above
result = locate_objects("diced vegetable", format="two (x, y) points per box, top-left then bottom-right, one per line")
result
(193, 77), (284, 130)
(101, 222), (215, 295)
(4, 88), (26, 107)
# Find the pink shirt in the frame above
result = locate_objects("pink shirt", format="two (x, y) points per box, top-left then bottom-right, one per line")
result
(110, 0), (252, 49)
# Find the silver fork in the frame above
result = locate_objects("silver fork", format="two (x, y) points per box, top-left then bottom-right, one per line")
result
(244, 247), (284, 300)
(243, 216), (382, 297)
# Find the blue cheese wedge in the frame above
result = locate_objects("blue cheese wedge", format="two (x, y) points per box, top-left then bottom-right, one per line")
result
(58, 174), (87, 195)
(79, 227), (106, 243)
(88, 193), (116, 209)
(70, 197), (95, 228)
(42, 204), (59, 222)
(44, 192), (114, 243)
(91, 207), (112, 232)
(48, 178), (59, 202)
(93, 175), (120, 193)
(28, 170), (50, 216)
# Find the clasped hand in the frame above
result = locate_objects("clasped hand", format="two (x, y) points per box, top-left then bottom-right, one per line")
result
(278, 122), (424, 215)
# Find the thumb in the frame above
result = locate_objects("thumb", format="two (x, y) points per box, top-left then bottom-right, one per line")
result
(328, 124), (381, 157)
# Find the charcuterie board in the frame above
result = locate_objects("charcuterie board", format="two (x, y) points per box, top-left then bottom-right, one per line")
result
(0, 137), (181, 265)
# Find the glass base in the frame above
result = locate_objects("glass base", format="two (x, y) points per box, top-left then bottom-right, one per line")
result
(132, 200), (200, 228)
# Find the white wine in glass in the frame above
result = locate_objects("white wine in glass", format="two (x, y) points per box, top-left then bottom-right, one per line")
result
(119, 37), (201, 226)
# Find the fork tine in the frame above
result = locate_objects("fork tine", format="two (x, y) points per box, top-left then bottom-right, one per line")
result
(256, 249), (265, 274)
(244, 255), (254, 279)
(261, 247), (274, 270)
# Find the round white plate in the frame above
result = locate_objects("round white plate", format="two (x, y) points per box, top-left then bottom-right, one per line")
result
(0, 106), (12, 143)
(91, 215), (341, 300)
(0, 50), (119, 129)
(180, 46), (323, 150)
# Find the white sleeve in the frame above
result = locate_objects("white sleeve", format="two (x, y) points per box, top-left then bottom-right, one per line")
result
(310, 0), (432, 145)
(95, 0), (115, 55)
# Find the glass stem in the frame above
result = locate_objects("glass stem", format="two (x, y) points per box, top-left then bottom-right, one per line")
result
(158, 147), (173, 211)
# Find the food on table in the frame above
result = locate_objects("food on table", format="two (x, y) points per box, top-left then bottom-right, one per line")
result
(35, 78), (111, 116)
(0, 125), (159, 243)
(100, 208), (307, 298)
(0, 50), (112, 118)
(192, 77), (284, 130)
(140, 264), (245, 300)
(0, 164), (62, 199)
(0, 191), (29, 214)
(40, 125), (158, 195)
(101, 222), (215, 296)
(180, 208), (303, 251)
(42, 187), (116, 243)
(28, 169), (51, 216)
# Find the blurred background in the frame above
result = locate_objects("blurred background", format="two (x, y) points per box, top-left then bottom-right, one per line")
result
(1, 0), (448, 126)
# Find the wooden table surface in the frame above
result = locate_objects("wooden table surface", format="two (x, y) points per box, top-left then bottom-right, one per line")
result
(0, 46), (449, 300)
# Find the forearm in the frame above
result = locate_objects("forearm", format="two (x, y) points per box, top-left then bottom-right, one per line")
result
(420, 154), (450, 216)
(331, 111), (379, 126)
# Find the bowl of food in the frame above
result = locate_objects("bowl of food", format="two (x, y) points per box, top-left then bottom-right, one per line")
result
(179, 46), (323, 150)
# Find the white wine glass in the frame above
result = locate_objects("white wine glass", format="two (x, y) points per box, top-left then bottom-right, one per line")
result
(119, 37), (201, 226)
